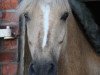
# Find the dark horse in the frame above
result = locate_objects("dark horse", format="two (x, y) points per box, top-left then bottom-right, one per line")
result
(17, 0), (100, 75)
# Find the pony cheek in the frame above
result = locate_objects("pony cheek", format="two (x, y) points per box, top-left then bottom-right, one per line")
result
(58, 28), (66, 44)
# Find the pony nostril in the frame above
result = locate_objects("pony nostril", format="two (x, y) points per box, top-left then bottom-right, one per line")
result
(48, 63), (56, 74)
(29, 64), (36, 75)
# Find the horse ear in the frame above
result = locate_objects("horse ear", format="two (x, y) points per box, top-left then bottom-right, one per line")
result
(16, 0), (32, 16)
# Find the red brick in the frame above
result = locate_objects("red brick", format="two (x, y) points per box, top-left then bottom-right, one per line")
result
(0, 12), (19, 22)
(0, 39), (18, 52)
(0, 64), (2, 75)
(2, 63), (18, 75)
(0, 52), (18, 62)
(0, 0), (18, 9)
(4, 39), (18, 50)
(0, 12), (2, 18)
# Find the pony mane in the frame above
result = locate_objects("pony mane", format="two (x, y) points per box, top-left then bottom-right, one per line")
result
(69, 0), (100, 54)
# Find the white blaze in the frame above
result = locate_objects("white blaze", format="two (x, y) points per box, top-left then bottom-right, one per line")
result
(41, 4), (50, 48)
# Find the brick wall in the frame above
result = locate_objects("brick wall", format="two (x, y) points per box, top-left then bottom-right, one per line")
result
(0, 0), (19, 75)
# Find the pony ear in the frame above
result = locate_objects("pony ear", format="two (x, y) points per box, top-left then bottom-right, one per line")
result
(16, 0), (32, 16)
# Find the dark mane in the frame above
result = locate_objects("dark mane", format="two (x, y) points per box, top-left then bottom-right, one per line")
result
(69, 0), (100, 54)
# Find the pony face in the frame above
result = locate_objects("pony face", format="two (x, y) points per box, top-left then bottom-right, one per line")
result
(17, 0), (71, 75)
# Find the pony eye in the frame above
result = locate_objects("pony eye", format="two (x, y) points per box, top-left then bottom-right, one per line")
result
(24, 12), (31, 21)
(60, 12), (69, 21)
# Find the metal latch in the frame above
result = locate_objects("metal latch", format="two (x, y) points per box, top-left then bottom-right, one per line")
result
(0, 26), (14, 39)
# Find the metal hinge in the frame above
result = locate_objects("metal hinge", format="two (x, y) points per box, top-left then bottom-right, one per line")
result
(0, 26), (15, 39)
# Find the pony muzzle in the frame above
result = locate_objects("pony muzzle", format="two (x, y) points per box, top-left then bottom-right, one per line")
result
(29, 60), (57, 75)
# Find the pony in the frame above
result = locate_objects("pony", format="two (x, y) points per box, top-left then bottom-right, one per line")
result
(16, 0), (100, 75)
